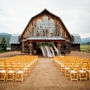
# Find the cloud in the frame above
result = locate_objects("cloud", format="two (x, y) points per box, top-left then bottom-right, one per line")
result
(0, 0), (90, 38)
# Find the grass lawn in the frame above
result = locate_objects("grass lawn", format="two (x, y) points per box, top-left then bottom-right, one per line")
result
(80, 44), (90, 53)
(0, 50), (6, 54)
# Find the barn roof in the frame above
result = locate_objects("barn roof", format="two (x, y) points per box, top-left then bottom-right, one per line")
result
(9, 34), (20, 44)
(19, 9), (72, 40)
(71, 34), (81, 44)
(26, 37), (65, 41)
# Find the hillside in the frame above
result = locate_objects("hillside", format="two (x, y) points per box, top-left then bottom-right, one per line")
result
(81, 37), (90, 44)
(0, 33), (11, 47)
(0, 32), (90, 46)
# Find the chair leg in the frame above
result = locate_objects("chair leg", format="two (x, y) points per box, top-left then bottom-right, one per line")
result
(0, 71), (6, 81)
(69, 70), (78, 81)
(79, 72), (87, 81)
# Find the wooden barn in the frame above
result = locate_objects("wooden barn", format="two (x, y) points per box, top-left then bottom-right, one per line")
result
(10, 9), (81, 55)
(71, 34), (81, 51)
(9, 34), (21, 51)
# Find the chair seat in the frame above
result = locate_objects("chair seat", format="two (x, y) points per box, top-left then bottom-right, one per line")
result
(0, 70), (6, 73)
(65, 67), (70, 70)
(82, 68), (86, 70)
(30, 62), (32, 65)
(61, 64), (64, 67)
(17, 70), (24, 74)
(33, 61), (35, 63)
(70, 70), (77, 73)
(8, 70), (14, 73)
(27, 64), (31, 67)
(24, 67), (28, 70)
(79, 70), (86, 73)
(58, 62), (61, 65)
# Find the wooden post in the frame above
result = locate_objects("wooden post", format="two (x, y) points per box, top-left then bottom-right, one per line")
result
(29, 43), (30, 55)
(58, 42), (61, 54)
(57, 42), (61, 55)
(29, 42), (32, 55)
(32, 42), (34, 55)
(22, 41), (24, 54)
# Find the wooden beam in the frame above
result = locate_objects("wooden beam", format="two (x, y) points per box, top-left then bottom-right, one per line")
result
(29, 42), (32, 55)
(22, 41), (24, 54)
(27, 40), (65, 42)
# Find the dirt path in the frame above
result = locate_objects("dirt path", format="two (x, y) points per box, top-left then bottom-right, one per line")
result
(0, 51), (90, 90)
(0, 51), (21, 59)
(68, 51), (90, 59)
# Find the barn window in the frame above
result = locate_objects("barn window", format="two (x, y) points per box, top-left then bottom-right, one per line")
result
(49, 19), (55, 33)
(42, 16), (48, 29)
(61, 45), (66, 49)
(36, 19), (42, 33)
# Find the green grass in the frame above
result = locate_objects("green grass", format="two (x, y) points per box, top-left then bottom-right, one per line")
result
(0, 50), (5, 54)
(80, 44), (90, 53)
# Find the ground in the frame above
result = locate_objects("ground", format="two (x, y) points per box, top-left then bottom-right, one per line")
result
(0, 51), (90, 90)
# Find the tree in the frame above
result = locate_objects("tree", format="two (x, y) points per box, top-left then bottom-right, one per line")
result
(1, 36), (7, 51)
(87, 42), (90, 52)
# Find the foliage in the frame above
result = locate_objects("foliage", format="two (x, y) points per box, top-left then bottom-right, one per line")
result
(0, 33), (11, 47)
(87, 42), (90, 45)
(36, 42), (54, 50)
(0, 37), (7, 51)
(0, 50), (5, 54)
(36, 43), (40, 50)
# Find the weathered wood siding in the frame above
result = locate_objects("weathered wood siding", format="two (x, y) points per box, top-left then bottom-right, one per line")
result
(24, 42), (30, 53)
(70, 44), (80, 51)
(11, 44), (21, 51)
(60, 42), (71, 54)
(20, 10), (72, 42)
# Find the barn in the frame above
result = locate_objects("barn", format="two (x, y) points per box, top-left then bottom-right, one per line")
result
(71, 34), (81, 51)
(9, 34), (21, 51)
(9, 9), (81, 56)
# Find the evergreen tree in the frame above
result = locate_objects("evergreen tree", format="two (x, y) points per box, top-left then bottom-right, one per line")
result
(1, 36), (7, 51)
(87, 42), (90, 51)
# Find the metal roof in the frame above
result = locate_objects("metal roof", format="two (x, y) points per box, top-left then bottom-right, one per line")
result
(9, 34), (20, 44)
(71, 34), (81, 44)
(26, 37), (66, 41)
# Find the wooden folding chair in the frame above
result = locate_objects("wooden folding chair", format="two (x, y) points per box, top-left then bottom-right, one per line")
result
(69, 64), (79, 81)
(15, 66), (25, 82)
(87, 66), (90, 80)
(0, 67), (6, 81)
(78, 63), (88, 81)
(6, 67), (15, 81)
(64, 63), (73, 76)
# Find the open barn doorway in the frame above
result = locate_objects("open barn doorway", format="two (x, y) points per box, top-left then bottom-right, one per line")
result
(33, 42), (60, 57)
(33, 42), (42, 55)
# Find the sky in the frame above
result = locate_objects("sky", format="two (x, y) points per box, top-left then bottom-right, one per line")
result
(0, 0), (90, 38)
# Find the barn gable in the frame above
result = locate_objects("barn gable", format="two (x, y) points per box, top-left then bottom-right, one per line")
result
(20, 9), (72, 42)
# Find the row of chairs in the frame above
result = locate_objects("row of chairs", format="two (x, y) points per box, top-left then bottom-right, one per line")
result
(0, 55), (38, 82)
(54, 56), (90, 81)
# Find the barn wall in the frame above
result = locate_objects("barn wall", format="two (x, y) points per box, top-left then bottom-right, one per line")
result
(24, 42), (30, 53)
(70, 44), (80, 51)
(22, 14), (71, 41)
(11, 44), (21, 51)
(60, 42), (71, 54)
